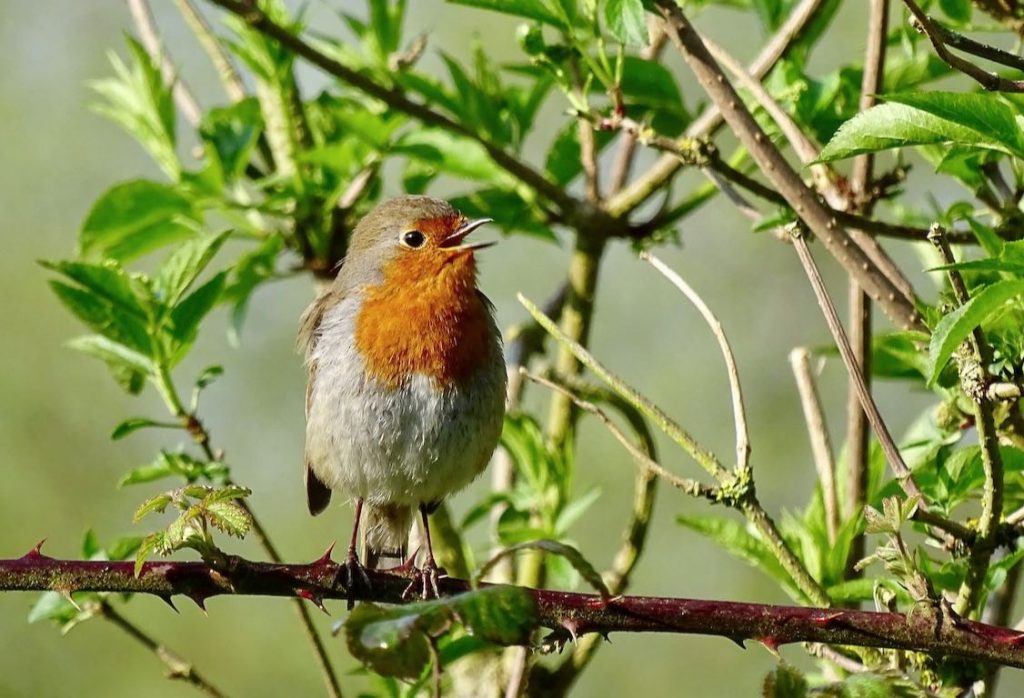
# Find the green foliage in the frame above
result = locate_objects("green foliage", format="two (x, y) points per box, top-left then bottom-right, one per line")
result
(37, 0), (1024, 694)
(343, 587), (538, 679)
(132, 484), (252, 575)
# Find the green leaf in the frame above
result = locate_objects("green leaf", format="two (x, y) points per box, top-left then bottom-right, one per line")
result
(825, 578), (911, 605)
(66, 335), (155, 377)
(938, 0), (972, 24)
(446, 0), (567, 28)
(201, 484), (251, 506)
(154, 232), (230, 309)
(107, 536), (144, 561)
(763, 663), (808, 698)
(604, 0), (647, 46)
(394, 129), (513, 186)
(554, 487), (601, 534)
(49, 280), (151, 355)
(119, 459), (175, 488)
(167, 271), (227, 361)
(89, 37), (180, 179)
(871, 331), (930, 380)
(39, 260), (147, 319)
(205, 500), (252, 538)
(79, 180), (199, 262)
(111, 417), (165, 441)
(475, 539), (610, 597)
(82, 529), (101, 559)
(818, 94), (1024, 162)
(927, 279), (1024, 383)
(200, 98), (263, 182)
(134, 493), (174, 523)
(345, 587), (538, 678)
(134, 532), (166, 577)
(678, 515), (802, 600)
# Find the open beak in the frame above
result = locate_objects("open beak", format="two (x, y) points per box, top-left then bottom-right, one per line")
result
(439, 217), (495, 251)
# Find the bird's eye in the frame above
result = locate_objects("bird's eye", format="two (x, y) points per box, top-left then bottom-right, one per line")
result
(401, 230), (426, 249)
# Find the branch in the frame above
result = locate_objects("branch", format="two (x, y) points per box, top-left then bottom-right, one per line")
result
(127, 0), (203, 127)
(519, 294), (831, 607)
(203, 0), (579, 217)
(929, 226), (1006, 617)
(789, 347), (840, 544)
(654, 0), (924, 332)
(641, 252), (750, 472)
(174, 0), (247, 103)
(606, 0), (830, 217)
(847, 0), (889, 575)
(151, 367), (343, 698)
(8, 551), (1024, 669)
(903, 0), (1024, 92)
(100, 601), (228, 698)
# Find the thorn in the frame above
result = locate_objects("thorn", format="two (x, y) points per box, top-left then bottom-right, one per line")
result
(296, 588), (329, 615)
(559, 618), (579, 644)
(312, 542), (336, 568)
(59, 589), (80, 612)
(158, 595), (179, 613)
(727, 636), (747, 649)
(23, 539), (49, 560)
(812, 611), (844, 628)
(187, 592), (208, 613)
(599, 631), (611, 644)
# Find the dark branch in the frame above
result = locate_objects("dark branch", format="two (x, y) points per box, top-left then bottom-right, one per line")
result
(7, 550), (1024, 669)
(903, 0), (1024, 92)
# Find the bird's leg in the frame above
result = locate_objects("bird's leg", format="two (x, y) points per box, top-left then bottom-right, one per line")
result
(402, 504), (447, 600)
(337, 498), (370, 608)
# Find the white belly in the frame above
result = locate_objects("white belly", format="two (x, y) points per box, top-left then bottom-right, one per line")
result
(304, 297), (506, 506)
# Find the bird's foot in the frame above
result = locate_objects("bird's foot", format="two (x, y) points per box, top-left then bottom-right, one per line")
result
(401, 558), (447, 601)
(335, 549), (371, 609)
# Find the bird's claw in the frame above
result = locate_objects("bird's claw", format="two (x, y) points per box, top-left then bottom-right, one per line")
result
(401, 560), (447, 600)
(336, 550), (371, 609)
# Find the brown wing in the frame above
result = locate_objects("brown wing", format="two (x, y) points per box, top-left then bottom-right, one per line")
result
(298, 287), (343, 516)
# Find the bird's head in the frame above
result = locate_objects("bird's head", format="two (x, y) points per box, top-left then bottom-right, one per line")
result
(345, 196), (493, 288)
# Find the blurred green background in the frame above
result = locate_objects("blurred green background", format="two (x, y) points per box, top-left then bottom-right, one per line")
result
(0, 2), (1000, 696)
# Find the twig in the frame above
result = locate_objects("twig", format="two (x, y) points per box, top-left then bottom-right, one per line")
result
(9, 552), (1024, 669)
(788, 230), (922, 499)
(127, 0), (203, 127)
(99, 601), (227, 697)
(152, 368), (343, 698)
(928, 226), (1005, 617)
(789, 348), (840, 544)
(606, 27), (668, 196)
(525, 371), (713, 500)
(519, 294), (830, 606)
(846, 0), (889, 577)
(173, 0), (247, 102)
(654, 0), (923, 332)
(519, 294), (726, 480)
(640, 252), (750, 471)
(526, 372), (660, 693)
(902, 0), (1024, 92)
(606, 0), (829, 218)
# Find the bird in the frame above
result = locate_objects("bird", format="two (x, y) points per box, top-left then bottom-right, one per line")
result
(298, 195), (507, 598)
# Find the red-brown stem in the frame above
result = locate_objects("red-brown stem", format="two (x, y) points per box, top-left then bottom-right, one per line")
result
(7, 550), (1024, 668)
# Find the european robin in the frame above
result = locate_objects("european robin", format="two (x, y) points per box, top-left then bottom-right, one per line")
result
(298, 195), (506, 597)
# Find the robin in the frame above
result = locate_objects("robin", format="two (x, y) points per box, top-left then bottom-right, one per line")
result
(298, 195), (507, 598)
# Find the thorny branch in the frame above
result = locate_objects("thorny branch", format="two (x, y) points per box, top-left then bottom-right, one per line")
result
(7, 550), (1024, 670)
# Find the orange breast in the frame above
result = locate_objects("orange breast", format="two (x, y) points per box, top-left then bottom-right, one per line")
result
(354, 249), (494, 390)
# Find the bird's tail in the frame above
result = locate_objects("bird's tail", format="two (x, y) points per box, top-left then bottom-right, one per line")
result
(362, 503), (412, 569)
